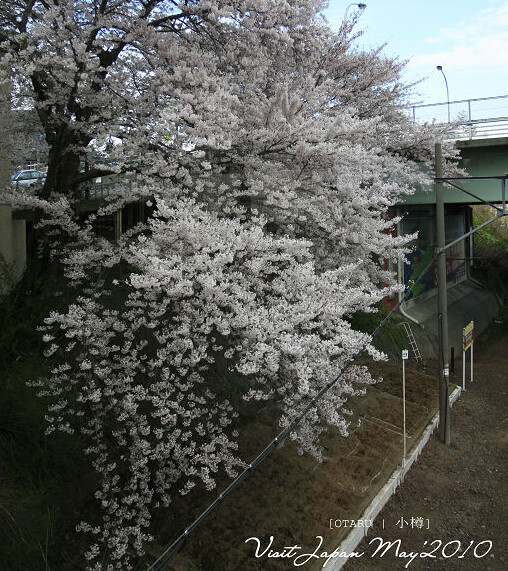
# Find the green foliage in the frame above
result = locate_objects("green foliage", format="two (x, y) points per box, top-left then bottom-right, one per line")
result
(348, 304), (407, 357)
(407, 246), (434, 297)
(473, 207), (508, 253)
(474, 223), (508, 253)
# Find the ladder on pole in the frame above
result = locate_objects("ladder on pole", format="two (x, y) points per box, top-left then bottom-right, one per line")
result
(400, 322), (422, 363)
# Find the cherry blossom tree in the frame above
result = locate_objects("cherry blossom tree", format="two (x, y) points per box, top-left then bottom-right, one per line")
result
(2, 1), (456, 568)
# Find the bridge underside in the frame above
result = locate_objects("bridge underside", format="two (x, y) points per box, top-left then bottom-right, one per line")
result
(401, 137), (508, 206)
(393, 135), (507, 320)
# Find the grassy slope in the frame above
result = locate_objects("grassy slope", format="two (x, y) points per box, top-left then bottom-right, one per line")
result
(0, 263), (95, 570)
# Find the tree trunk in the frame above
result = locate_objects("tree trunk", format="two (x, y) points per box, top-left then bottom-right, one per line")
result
(43, 142), (82, 200)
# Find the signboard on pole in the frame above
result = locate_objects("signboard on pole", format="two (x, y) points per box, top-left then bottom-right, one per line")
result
(462, 321), (474, 390)
(463, 321), (474, 352)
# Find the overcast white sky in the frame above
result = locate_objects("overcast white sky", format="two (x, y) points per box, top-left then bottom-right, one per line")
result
(324, 0), (508, 121)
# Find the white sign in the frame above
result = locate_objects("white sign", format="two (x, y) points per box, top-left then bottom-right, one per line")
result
(402, 349), (409, 360)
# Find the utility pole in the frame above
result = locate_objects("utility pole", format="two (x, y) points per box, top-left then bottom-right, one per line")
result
(435, 142), (451, 445)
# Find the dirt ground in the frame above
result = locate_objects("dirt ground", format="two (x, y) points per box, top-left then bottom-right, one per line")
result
(158, 317), (507, 571)
(342, 318), (508, 571)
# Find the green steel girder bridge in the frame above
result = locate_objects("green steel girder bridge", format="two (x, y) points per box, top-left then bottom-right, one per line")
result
(394, 95), (507, 368)
(404, 94), (508, 208)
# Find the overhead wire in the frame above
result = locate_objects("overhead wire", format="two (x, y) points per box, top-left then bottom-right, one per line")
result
(148, 173), (508, 569)
(149, 173), (507, 568)
(146, 249), (439, 571)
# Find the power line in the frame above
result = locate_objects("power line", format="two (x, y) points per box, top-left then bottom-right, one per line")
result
(147, 253), (438, 571)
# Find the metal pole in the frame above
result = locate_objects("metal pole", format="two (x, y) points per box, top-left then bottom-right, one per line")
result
(502, 177), (506, 214)
(462, 327), (466, 390)
(471, 341), (474, 383)
(468, 99), (472, 138)
(435, 142), (451, 445)
(402, 354), (407, 467)
(469, 225), (474, 269)
(436, 66), (450, 123)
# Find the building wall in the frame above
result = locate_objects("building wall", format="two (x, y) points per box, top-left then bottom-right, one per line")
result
(0, 75), (27, 293)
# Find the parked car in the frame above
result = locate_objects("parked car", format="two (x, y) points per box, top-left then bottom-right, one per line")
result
(11, 169), (46, 188)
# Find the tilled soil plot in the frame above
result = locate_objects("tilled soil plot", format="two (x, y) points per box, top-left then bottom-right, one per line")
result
(159, 352), (444, 569)
(159, 319), (506, 571)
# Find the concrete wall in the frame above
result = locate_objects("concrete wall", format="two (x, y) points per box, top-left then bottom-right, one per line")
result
(0, 75), (26, 293)
(401, 280), (500, 360)
(0, 204), (26, 293)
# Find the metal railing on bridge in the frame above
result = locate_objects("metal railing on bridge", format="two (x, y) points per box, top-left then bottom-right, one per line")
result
(410, 94), (508, 140)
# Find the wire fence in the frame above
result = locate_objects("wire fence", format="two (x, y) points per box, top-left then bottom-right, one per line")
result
(146, 251), (439, 571)
(145, 173), (507, 569)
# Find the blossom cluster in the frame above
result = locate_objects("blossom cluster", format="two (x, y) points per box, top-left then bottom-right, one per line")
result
(34, 194), (385, 567)
(2, 0), (460, 568)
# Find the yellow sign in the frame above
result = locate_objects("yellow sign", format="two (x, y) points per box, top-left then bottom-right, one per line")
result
(463, 321), (474, 351)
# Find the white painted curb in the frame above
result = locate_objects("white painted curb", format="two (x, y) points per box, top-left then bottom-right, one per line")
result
(322, 386), (462, 570)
